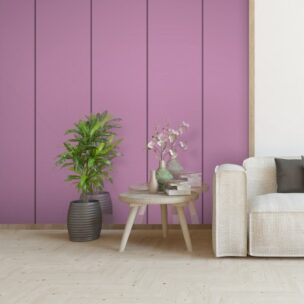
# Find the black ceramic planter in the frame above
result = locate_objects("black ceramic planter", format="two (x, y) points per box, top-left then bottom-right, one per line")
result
(67, 200), (102, 242)
(85, 192), (113, 214)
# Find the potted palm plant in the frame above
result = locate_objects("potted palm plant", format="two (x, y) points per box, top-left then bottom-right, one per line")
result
(56, 111), (122, 241)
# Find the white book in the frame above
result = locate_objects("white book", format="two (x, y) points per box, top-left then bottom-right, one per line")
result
(179, 172), (202, 187)
(165, 189), (191, 196)
(165, 180), (191, 190)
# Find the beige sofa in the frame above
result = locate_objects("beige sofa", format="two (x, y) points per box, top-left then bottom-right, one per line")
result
(212, 157), (304, 257)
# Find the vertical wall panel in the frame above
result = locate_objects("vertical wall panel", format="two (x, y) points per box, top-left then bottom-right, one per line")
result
(0, 0), (35, 223)
(203, 0), (249, 223)
(36, 0), (90, 223)
(93, 0), (147, 223)
(148, 0), (202, 223)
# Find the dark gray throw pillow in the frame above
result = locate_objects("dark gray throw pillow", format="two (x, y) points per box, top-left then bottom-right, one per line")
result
(275, 158), (304, 193)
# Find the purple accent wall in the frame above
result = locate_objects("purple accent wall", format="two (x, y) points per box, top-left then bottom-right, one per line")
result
(0, 0), (35, 223)
(36, 0), (90, 223)
(148, 0), (202, 223)
(92, 0), (147, 224)
(0, 0), (248, 224)
(203, 0), (249, 223)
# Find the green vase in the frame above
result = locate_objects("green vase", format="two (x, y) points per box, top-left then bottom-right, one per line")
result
(167, 157), (184, 178)
(156, 160), (173, 191)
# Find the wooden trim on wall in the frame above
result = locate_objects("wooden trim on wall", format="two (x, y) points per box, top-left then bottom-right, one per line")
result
(249, 0), (255, 157)
(0, 224), (212, 230)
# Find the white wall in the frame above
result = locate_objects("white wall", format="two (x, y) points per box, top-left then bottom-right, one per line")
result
(255, 0), (304, 156)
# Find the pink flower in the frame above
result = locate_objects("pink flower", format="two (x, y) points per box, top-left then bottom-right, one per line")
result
(147, 141), (155, 149)
(182, 121), (190, 128)
(147, 121), (189, 161)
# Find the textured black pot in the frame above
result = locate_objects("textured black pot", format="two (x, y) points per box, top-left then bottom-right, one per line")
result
(67, 200), (102, 242)
(85, 192), (113, 214)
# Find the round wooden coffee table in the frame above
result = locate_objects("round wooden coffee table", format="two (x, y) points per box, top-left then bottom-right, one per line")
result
(118, 191), (199, 252)
(128, 183), (208, 224)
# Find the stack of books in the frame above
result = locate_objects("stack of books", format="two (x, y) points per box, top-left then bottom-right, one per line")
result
(164, 180), (191, 196)
(179, 172), (202, 187)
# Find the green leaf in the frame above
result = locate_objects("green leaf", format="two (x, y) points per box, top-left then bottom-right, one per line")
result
(78, 120), (89, 135)
(67, 138), (81, 143)
(65, 128), (80, 135)
(112, 138), (123, 147)
(64, 143), (73, 151)
(96, 142), (105, 153)
(66, 175), (80, 181)
(61, 162), (74, 168)
(80, 175), (88, 187)
(89, 120), (102, 137)
(88, 158), (95, 168)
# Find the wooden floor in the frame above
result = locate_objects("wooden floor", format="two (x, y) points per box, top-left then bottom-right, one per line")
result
(1, 229), (304, 303)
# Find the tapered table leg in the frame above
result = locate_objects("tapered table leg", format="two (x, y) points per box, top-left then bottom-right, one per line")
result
(161, 204), (168, 238)
(171, 206), (179, 224)
(188, 201), (199, 224)
(176, 205), (192, 252)
(137, 205), (147, 224)
(119, 206), (139, 252)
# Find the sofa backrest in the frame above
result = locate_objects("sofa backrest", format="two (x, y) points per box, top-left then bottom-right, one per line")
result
(243, 157), (277, 200)
(243, 156), (301, 200)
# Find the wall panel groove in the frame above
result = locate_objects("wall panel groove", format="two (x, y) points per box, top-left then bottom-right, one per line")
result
(146, 0), (149, 224)
(34, 0), (37, 223)
(201, 0), (204, 223)
(90, 0), (93, 113)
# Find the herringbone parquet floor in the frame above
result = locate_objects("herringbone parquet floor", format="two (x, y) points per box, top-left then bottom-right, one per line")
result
(0, 229), (304, 304)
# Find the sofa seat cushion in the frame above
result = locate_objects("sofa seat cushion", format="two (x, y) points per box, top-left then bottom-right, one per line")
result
(249, 193), (304, 213)
(249, 193), (304, 257)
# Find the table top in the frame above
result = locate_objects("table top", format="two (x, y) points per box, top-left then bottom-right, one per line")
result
(119, 191), (199, 206)
(128, 183), (208, 194)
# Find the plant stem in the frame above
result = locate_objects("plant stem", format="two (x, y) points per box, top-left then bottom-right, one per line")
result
(81, 193), (89, 203)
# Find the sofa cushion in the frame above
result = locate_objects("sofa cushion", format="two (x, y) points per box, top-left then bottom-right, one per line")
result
(243, 157), (302, 200)
(249, 193), (304, 213)
(249, 193), (304, 257)
(275, 158), (304, 193)
(243, 157), (277, 200)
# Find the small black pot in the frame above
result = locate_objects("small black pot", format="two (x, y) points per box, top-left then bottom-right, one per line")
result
(85, 192), (113, 215)
(67, 200), (102, 242)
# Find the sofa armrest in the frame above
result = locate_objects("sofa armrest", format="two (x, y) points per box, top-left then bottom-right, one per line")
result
(212, 164), (247, 257)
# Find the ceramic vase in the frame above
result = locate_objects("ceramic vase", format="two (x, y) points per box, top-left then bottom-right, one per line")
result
(156, 160), (173, 191)
(148, 170), (158, 193)
(167, 157), (184, 178)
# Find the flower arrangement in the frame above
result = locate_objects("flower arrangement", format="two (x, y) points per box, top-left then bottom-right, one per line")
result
(147, 121), (190, 161)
